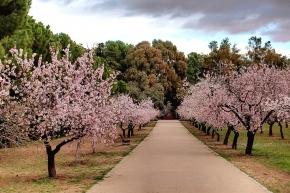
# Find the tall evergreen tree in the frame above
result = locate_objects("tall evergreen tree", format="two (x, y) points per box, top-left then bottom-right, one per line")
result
(0, 0), (31, 39)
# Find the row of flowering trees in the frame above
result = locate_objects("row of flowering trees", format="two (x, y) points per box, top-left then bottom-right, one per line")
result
(0, 48), (159, 177)
(178, 64), (290, 155)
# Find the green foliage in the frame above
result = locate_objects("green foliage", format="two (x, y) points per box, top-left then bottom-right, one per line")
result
(122, 40), (188, 109)
(0, 0), (31, 39)
(152, 39), (187, 79)
(0, 43), (5, 59)
(1, 16), (55, 60)
(54, 33), (85, 62)
(0, 20), (34, 57)
(28, 17), (56, 61)
(112, 80), (128, 94)
(152, 39), (187, 107)
(144, 83), (165, 109)
(187, 52), (205, 84)
(204, 38), (244, 75)
(248, 36), (288, 68)
(95, 41), (133, 72)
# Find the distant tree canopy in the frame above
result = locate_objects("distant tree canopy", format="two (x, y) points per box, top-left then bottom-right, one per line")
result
(94, 40), (133, 77)
(123, 40), (187, 109)
(204, 38), (245, 75)
(187, 52), (205, 84)
(247, 36), (288, 68)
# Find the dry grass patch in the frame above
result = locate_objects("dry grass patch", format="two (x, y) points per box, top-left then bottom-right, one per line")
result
(0, 121), (156, 193)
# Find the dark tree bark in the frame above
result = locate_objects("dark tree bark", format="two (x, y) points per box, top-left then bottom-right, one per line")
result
(269, 122), (274, 136)
(122, 129), (126, 138)
(199, 123), (202, 130)
(206, 126), (211, 135)
(45, 143), (56, 178)
(139, 124), (142, 130)
(44, 135), (83, 178)
(202, 123), (207, 133)
(278, 122), (284, 139)
(120, 123), (126, 138)
(216, 131), (220, 142)
(211, 129), (215, 139)
(232, 130), (239, 149)
(127, 129), (131, 138)
(223, 125), (233, 145)
(245, 131), (255, 155)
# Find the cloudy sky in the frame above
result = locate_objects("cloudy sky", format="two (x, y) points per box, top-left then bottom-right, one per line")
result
(29, 0), (290, 56)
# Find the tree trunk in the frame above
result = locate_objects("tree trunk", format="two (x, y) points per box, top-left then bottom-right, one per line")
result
(75, 139), (81, 160)
(269, 123), (273, 136)
(127, 129), (131, 138)
(45, 143), (56, 178)
(279, 122), (284, 139)
(232, 130), (239, 149)
(201, 123), (204, 132)
(216, 131), (220, 142)
(121, 122), (126, 138)
(92, 137), (96, 153)
(223, 126), (232, 145)
(139, 124), (142, 130)
(206, 126), (211, 135)
(203, 124), (207, 133)
(43, 135), (83, 178)
(245, 131), (255, 155)
(122, 129), (126, 138)
(211, 129), (215, 139)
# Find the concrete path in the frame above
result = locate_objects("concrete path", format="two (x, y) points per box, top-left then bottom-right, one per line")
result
(88, 120), (270, 193)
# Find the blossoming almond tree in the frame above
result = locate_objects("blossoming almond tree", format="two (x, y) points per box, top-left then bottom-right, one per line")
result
(111, 95), (159, 138)
(0, 60), (16, 147)
(0, 49), (34, 147)
(4, 48), (117, 177)
(219, 65), (287, 155)
(110, 95), (137, 137)
(177, 79), (240, 144)
(133, 99), (159, 129)
(178, 65), (286, 155)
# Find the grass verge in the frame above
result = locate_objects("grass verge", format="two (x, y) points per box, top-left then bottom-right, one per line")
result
(181, 121), (290, 193)
(0, 121), (156, 193)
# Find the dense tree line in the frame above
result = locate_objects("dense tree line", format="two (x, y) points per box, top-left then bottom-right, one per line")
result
(178, 48), (290, 155)
(94, 40), (188, 109)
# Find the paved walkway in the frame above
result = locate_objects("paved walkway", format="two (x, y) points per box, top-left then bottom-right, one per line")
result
(88, 120), (270, 193)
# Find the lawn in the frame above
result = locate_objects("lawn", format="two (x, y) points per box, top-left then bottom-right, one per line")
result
(0, 121), (156, 193)
(181, 121), (290, 193)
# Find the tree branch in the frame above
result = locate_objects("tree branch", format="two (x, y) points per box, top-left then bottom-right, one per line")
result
(53, 135), (84, 155)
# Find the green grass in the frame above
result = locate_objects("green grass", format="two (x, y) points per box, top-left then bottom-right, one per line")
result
(221, 123), (290, 171)
(0, 121), (156, 193)
(182, 121), (290, 193)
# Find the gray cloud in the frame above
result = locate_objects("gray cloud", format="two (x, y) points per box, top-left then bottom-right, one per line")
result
(41, 0), (290, 42)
